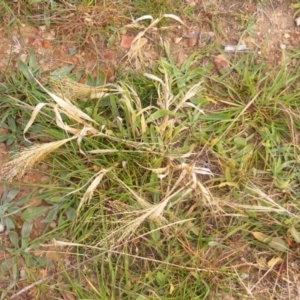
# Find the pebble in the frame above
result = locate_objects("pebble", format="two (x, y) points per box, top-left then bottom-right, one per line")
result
(174, 37), (182, 44)
(50, 221), (57, 229)
(280, 44), (286, 50)
(20, 269), (26, 279)
(284, 33), (290, 39)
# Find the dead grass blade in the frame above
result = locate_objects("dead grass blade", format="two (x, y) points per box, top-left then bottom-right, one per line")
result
(77, 166), (115, 213)
(1, 137), (77, 181)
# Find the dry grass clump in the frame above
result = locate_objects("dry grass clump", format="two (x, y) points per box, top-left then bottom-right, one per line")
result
(1, 137), (76, 181)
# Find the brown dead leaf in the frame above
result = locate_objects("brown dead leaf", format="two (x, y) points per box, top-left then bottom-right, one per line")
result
(120, 35), (135, 48)
(289, 226), (300, 243)
(101, 65), (115, 82)
(103, 50), (116, 60)
(267, 257), (283, 268)
(251, 231), (271, 243)
(32, 38), (42, 48)
(39, 268), (49, 280)
(213, 54), (230, 72)
(256, 256), (268, 270)
(268, 237), (289, 252)
(34, 245), (65, 262)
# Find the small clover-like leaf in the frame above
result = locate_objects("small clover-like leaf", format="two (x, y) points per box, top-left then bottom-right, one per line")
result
(290, 226), (300, 243)
(268, 237), (288, 252)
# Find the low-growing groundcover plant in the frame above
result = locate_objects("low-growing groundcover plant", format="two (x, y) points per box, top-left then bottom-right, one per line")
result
(1, 49), (300, 299)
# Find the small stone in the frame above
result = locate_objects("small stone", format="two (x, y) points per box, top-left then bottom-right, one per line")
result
(42, 40), (51, 48)
(174, 37), (182, 44)
(68, 48), (77, 55)
(284, 33), (290, 39)
(280, 44), (286, 50)
(20, 269), (26, 279)
(188, 1), (197, 7)
(50, 221), (57, 229)
(0, 223), (5, 233)
(187, 36), (198, 47)
(19, 53), (27, 62)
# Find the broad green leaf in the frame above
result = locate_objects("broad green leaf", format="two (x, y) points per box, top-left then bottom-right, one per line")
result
(21, 221), (33, 238)
(44, 208), (58, 223)
(36, 256), (54, 268)
(6, 135), (16, 146)
(0, 257), (16, 273)
(7, 116), (17, 132)
(5, 217), (15, 230)
(24, 254), (38, 268)
(43, 10), (51, 27)
(268, 237), (288, 252)
(6, 187), (20, 202)
(28, 51), (38, 71)
(21, 207), (49, 221)
(21, 236), (29, 249)
(234, 137), (247, 148)
(17, 59), (35, 81)
(49, 65), (75, 78)
(290, 226), (300, 243)
(0, 135), (9, 142)
(46, 196), (64, 204)
(8, 231), (19, 248)
(146, 110), (175, 123)
(66, 207), (76, 221)
(156, 271), (166, 285)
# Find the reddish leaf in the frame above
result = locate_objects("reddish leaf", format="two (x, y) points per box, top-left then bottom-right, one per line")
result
(214, 54), (230, 72)
(120, 36), (135, 48)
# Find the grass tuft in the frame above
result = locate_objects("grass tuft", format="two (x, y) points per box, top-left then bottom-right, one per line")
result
(1, 3), (300, 298)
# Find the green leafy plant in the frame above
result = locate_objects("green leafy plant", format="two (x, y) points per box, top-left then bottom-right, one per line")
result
(0, 115), (32, 151)
(0, 185), (22, 231)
